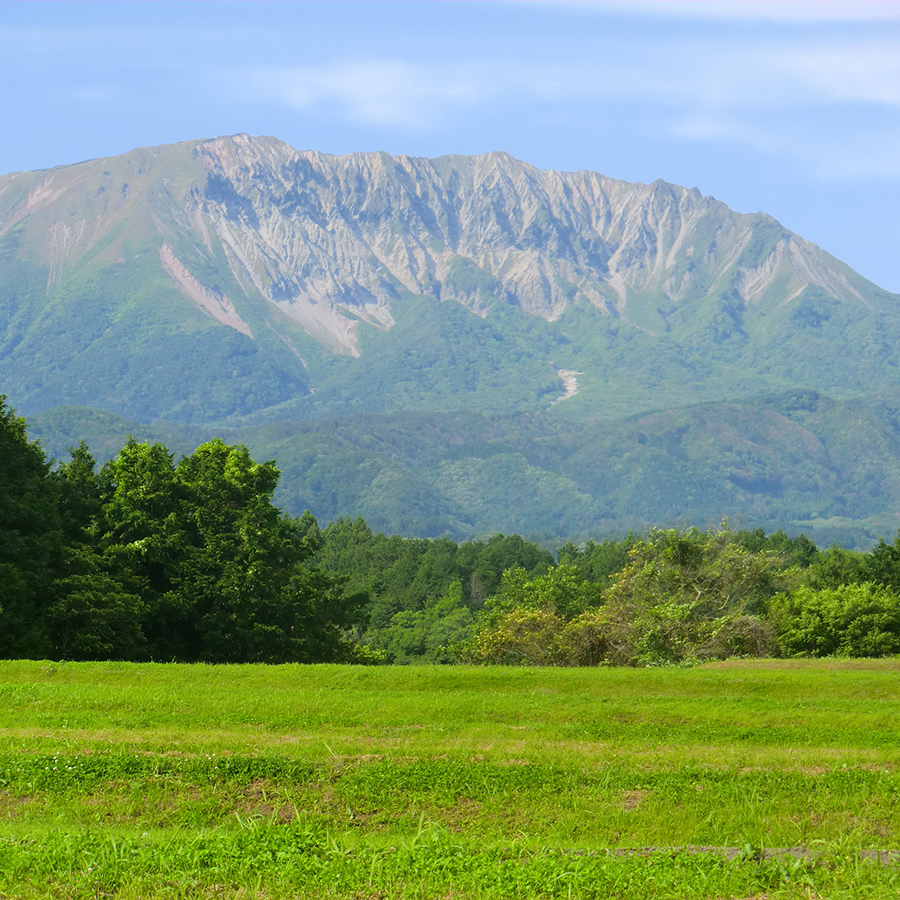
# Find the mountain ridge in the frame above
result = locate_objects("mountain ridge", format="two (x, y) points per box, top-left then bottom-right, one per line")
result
(2, 133), (890, 398)
(4, 134), (900, 546)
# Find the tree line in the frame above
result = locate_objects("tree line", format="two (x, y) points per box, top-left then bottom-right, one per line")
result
(320, 519), (900, 665)
(3, 395), (900, 665)
(1, 398), (365, 662)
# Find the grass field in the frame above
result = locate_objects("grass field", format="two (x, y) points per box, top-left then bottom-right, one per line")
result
(1, 659), (899, 898)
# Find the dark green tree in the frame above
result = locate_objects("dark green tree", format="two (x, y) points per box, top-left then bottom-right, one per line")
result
(557, 537), (633, 586)
(319, 520), (554, 657)
(0, 396), (61, 657)
(864, 533), (900, 593)
(808, 544), (870, 590)
(769, 583), (900, 658)
(173, 439), (367, 662)
(368, 580), (477, 664)
(48, 441), (146, 660)
(96, 439), (189, 659)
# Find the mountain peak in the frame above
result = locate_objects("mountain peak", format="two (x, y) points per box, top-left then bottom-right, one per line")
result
(0, 136), (896, 425)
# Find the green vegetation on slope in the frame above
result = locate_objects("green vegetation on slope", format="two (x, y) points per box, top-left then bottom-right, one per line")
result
(5, 137), (900, 431)
(29, 386), (900, 548)
(6, 139), (900, 548)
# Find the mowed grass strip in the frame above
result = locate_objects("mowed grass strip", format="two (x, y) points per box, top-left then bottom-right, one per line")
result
(1, 659), (898, 754)
(1, 659), (899, 898)
(2, 752), (897, 849)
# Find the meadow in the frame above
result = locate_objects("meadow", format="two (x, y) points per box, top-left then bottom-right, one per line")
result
(1, 659), (899, 898)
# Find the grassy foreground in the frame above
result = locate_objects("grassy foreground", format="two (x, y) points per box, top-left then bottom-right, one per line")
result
(1, 659), (899, 898)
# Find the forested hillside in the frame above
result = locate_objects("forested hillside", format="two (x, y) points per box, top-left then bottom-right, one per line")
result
(30, 387), (900, 550)
(5, 397), (900, 666)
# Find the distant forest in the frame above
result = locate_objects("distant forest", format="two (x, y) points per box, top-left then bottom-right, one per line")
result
(4, 396), (900, 665)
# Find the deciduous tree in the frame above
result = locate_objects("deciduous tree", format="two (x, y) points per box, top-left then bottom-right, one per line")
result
(0, 397), (61, 657)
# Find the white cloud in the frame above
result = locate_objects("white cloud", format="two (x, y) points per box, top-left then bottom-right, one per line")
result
(233, 18), (900, 183)
(244, 28), (900, 125)
(667, 109), (900, 180)
(589, 35), (900, 112)
(560, 1), (900, 24)
(775, 40), (900, 106)
(249, 61), (490, 129)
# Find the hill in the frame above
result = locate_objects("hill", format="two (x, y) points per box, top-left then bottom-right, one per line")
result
(29, 387), (900, 549)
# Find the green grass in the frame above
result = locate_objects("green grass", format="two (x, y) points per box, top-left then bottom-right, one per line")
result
(2, 659), (900, 897)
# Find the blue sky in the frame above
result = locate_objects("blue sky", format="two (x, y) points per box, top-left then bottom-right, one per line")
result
(2, 1), (898, 291)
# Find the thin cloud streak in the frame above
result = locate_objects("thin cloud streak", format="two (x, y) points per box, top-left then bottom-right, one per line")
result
(561, 1), (900, 24)
(250, 62), (487, 128)
(241, 38), (900, 122)
(668, 112), (900, 181)
(235, 28), (900, 184)
(240, 29), (900, 115)
(778, 40), (900, 106)
(241, 60), (589, 131)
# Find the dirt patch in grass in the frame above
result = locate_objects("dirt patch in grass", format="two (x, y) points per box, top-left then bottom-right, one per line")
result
(234, 779), (299, 823)
(0, 791), (37, 819)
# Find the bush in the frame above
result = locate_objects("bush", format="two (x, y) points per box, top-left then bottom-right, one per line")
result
(472, 607), (612, 667)
(768, 583), (900, 658)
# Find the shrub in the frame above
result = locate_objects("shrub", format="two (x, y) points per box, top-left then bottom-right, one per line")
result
(768, 583), (900, 657)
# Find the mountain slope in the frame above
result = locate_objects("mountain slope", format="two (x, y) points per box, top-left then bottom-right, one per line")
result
(2, 134), (898, 424)
(26, 387), (900, 551)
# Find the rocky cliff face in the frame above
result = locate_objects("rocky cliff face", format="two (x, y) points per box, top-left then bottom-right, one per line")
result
(182, 135), (873, 353)
(2, 134), (877, 354)
(0, 134), (895, 423)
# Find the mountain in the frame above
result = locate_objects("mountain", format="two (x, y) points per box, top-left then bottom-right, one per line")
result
(2, 134), (897, 425)
(4, 134), (900, 547)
